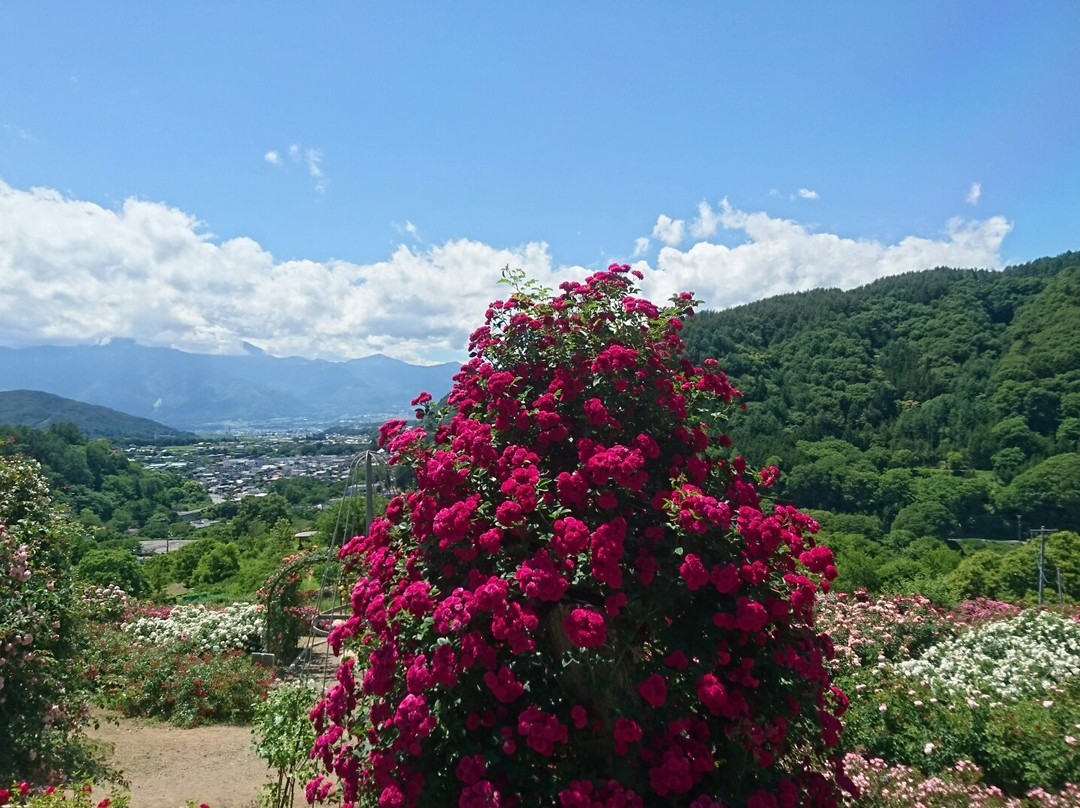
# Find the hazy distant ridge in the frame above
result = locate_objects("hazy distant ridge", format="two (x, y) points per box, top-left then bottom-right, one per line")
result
(0, 342), (459, 430)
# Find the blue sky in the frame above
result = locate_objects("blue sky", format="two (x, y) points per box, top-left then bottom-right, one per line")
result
(1, 3), (1077, 364)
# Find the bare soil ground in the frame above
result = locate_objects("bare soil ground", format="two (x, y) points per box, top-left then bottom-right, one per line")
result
(85, 638), (341, 808)
(87, 712), (272, 808)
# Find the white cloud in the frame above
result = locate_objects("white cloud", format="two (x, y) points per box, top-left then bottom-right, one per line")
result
(264, 144), (327, 192)
(0, 180), (581, 364)
(651, 214), (685, 247)
(631, 237), (650, 258)
(394, 220), (420, 240)
(797, 188), (819, 200)
(639, 199), (1011, 309)
(305, 148), (326, 193)
(966, 181), (982, 205)
(0, 180), (1013, 365)
(2, 124), (31, 141)
(690, 200), (721, 238)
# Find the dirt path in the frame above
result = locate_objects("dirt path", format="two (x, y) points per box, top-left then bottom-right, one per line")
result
(87, 712), (273, 808)
(85, 640), (342, 808)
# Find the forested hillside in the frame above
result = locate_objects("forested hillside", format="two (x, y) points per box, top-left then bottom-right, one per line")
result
(682, 251), (1080, 602)
(0, 422), (207, 547)
(0, 389), (194, 442)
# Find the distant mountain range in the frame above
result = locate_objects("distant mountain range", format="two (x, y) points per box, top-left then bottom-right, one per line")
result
(0, 389), (192, 442)
(0, 340), (459, 431)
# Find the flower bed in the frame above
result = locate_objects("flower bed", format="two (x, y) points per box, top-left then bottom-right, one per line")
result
(84, 601), (272, 727)
(120, 602), (264, 655)
(835, 598), (1080, 800)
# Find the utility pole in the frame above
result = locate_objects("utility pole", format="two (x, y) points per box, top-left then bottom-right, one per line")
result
(1039, 526), (1046, 606)
(1029, 526), (1058, 607)
(1057, 566), (1064, 606)
(360, 449), (389, 534)
(365, 451), (375, 534)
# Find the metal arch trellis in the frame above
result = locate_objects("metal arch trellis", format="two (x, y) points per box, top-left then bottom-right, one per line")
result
(261, 551), (322, 657)
(282, 449), (394, 689)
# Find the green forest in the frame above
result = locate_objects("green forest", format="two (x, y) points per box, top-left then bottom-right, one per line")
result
(681, 251), (1080, 603)
(0, 422), (207, 540)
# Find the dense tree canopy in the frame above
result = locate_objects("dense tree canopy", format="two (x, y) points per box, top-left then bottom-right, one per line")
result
(0, 421), (209, 546)
(682, 252), (1080, 602)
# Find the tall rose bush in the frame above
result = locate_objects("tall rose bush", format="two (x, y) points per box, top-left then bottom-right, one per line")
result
(310, 266), (849, 807)
(0, 456), (112, 785)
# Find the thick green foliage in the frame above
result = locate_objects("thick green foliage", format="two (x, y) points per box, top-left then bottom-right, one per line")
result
(682, 253), (1080, 483)
(74, 548), (146, 596)
(682, 253), (1080, 600)
(0, 422), (208, 542)
(947, 531), (1080, 602)
(0, 456), (113, 785)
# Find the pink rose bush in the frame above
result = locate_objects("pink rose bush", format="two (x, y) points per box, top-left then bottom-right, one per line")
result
(0, 456), (116, 786)
(309, 265), (849, 807)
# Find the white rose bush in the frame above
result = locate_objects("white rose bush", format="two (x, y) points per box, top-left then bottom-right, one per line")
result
(897, 609), (1080, 702)
(121, 602), (265, 654)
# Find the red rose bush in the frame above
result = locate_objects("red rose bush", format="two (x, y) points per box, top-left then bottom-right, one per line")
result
(309, 265), (849, 807)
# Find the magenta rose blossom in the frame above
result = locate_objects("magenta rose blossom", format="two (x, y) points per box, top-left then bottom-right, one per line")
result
(564, 608), (607, 648)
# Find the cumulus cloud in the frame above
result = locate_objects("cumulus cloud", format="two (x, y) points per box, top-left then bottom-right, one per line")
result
(639, 199), (1011, 309)
(0, 180), (580, 364)
(264, 150), (281, 165)
(0, 181), (1012, 365)
(797, 188), (819, 200)
(966, 181), (982, 205)
(631, 237), (650, 258)
(651, 214), (685, 247)
(690, 200), (721, 238)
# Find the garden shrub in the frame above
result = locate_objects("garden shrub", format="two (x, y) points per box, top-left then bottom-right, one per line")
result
(897, 609), (1080, 702)
(78, 584), (130, 626)
(0, 456), (116, 786)
(252, 681), (323, 808)
(119, 601), (265, 654)
(85, 602), (273, 727)
(815, 592), (958, 673)
(86, 624), (273, 727)
(259, 550), (319, 662)
(309, 266), (849, 807)
(0, 781), (130, 808)
(839, 754), (1080, 808)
